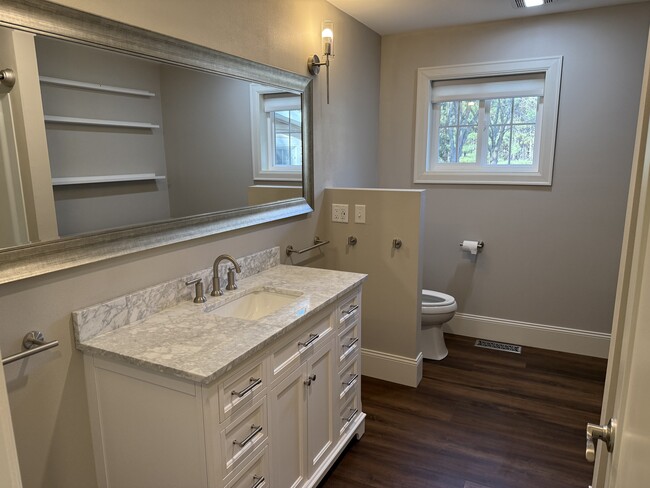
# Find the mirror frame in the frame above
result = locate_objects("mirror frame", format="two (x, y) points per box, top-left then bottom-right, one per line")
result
(0, 0), (314, 285)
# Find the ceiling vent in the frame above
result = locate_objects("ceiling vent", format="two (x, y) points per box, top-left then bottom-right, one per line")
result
(512, 0), (556, 8)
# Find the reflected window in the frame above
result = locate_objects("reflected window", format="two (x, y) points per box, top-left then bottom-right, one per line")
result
(270, 107), (302, 168)
(250, 86), (302, 181)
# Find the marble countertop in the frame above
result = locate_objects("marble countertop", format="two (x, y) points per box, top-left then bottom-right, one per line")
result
(77, 265), (366, 384)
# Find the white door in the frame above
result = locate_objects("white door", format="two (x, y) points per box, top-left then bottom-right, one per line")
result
(0, 345), (23, 488)
(590, 28), (650, 488)
(306, 341), (335, 475)
(0, 28), (29, 248)
(0, 26), (58, 244)
(269, 363), (308, 488)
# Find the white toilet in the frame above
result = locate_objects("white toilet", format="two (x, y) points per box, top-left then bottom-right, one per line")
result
(421, 289), (457, 360)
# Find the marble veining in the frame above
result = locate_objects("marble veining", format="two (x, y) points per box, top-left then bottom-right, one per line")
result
(73, 247), (280, 343)
(74, 258), (366, 385)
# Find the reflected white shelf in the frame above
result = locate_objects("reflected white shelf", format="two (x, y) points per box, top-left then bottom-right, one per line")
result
(44, 115), (160, 129)
(52, 174), (166, 186)
(40, 76), (156, 97)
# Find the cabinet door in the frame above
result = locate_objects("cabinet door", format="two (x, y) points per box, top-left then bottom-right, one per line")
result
(306, 341), (335, 476)
(269, 363), (307, 488)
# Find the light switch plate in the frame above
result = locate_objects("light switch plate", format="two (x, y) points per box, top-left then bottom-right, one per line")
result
(332, 204), (349, 223)
(355, 204), (366, 224)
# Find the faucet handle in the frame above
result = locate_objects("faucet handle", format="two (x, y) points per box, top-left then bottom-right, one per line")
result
(226, 267), (238, 291)
(185, 278), (207, 303)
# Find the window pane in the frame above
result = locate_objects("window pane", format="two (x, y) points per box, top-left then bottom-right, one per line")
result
(487, 125), (511, 165)
(489, 98), (513, 126)
(290, 109), (302, 127)
(513, 97), (538, 124)
(439, 101), (457, 126)
(289, 135), (302, 166)
(511, 125), (536, 165)
(275, 133), (290, 166)
(459, 100), (479, 126)
(458, 127), (477, 163)
(438, 127), (456, 162)
(273, 111), (290, 133)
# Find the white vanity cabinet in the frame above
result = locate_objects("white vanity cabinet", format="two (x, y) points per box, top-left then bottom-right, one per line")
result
(82, 285), (364, 488)
(268, 316), (337, 487)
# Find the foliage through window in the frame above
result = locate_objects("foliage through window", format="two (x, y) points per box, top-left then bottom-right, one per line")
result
(413, 58), (562, 185)
(435, 96), (539, 166)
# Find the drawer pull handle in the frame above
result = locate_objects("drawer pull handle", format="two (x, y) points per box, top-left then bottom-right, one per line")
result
(342, 337), (359, 349)
(233, 424), (263, 447)
(298, 333), (320, 348)
(251, 475), (265, 488)
(304, 374), (317, 386)
(231, 377), (262, 398)
(343, 373), (359, 386)
(343, 408), (359, 423)
(342, 304), (359, 315)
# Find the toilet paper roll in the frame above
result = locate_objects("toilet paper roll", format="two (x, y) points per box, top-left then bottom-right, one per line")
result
(461, 240), (480, 255)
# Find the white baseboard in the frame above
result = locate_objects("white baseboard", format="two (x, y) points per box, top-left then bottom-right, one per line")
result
(445, 313), (610, 358)
(361, 348), (423, 387)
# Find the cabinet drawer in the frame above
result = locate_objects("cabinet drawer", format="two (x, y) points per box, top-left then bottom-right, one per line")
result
(218, 358), (266, 423)
(338, 289), (361, 328)
(338, 391), (361, 438)
(269, 308), (333, 384)
(339, 355), (360, 402)
(220, 396), (268, 479)
(225, 445), (269, 488)
(338, 320), (360, 365)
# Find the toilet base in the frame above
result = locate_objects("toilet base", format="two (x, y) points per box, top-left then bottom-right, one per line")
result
(421, 323), (448, 360)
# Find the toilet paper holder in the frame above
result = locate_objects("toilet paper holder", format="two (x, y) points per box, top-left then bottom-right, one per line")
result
(459, 240), (484, 249)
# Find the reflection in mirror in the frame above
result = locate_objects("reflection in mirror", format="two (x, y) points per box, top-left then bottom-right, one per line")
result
(27, 35), (302, 239)
(0, 0), (313, 284)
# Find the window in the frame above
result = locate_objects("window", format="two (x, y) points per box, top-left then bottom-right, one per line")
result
(413, 57), (562, 185)
(250, 85), (303, 181)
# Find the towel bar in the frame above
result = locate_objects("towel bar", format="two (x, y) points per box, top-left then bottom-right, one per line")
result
(2, 331), (59, 366)
(286, 236), (330, 256)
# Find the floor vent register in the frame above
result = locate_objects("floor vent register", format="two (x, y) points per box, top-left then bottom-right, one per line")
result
(474, 339), (523, 354)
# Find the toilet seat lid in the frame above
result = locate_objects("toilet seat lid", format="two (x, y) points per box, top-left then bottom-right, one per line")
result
(422, 289), (457, 314)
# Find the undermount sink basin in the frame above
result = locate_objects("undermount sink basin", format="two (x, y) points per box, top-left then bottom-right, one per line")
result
(210, 290), (301, 321)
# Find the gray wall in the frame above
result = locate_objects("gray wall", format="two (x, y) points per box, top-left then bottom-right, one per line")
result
(159, 66), (254, 216)
(0, 1), (380, 487)
(378, 4), (650, 334)
(36, 37), (172, 235)
(319, 188), (425, 386)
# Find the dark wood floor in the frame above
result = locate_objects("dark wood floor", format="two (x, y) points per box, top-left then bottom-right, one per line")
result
(319, 334), (607, 488)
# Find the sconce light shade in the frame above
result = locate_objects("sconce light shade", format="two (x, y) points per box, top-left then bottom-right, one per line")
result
(307, 21), (334, 103)
(322, 20), (334, 56)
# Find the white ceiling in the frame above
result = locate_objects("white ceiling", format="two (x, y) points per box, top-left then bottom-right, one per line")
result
(327, 0), (650, 35)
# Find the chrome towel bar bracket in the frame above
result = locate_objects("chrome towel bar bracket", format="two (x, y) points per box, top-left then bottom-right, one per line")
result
(2, 331), (59, 366)
(286, 236), (330, 256)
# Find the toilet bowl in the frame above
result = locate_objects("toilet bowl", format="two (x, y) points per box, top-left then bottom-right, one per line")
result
(421, 289), (457, 360)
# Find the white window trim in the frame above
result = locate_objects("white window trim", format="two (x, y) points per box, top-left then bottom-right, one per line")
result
(413, 57), (562, 185)
(250, 85), (302, 182)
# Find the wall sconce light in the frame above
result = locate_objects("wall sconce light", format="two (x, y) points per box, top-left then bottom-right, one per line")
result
(307, 20), (334, 104)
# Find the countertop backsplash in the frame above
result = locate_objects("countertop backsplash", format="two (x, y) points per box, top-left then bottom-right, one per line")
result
(73, 246), (281, 343)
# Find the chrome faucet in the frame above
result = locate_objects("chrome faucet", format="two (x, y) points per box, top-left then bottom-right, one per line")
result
(211, 254), (241, 296)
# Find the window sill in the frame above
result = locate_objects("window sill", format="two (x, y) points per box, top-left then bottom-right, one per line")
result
(414, 170), (552, 186)
(253, 173), (302, 182)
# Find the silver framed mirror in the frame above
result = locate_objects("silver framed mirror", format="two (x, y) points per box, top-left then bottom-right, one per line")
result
(0, 0), (314, 284)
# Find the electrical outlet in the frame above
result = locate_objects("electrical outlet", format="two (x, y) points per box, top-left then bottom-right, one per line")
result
(332, 203), (349, 223)
(355, 204), (366, 224)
